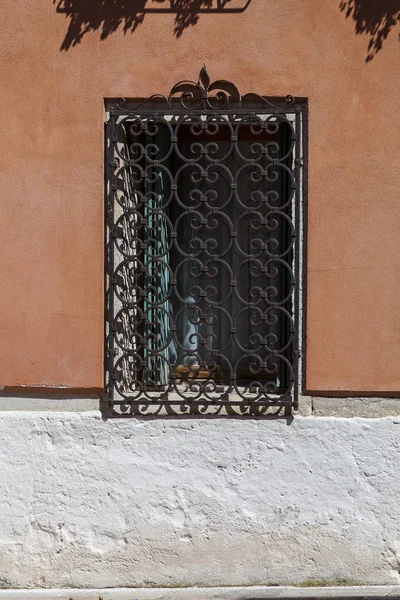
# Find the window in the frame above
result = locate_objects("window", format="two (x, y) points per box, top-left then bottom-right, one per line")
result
(106, 68), (306, 416)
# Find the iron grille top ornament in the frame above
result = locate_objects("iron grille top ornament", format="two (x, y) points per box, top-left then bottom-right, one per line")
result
(107, 67), (304, 416)
(116, 65), (295, 112)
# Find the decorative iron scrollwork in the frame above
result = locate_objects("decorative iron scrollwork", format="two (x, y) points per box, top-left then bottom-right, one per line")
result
(106, 68), (305, 416)
(116, 65), (295, 112)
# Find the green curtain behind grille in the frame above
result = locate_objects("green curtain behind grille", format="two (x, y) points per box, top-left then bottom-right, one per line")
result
(143, 129), (171, 387)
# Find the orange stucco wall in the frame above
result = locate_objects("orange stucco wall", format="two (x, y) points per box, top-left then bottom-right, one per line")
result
(1, 0), (400, 393)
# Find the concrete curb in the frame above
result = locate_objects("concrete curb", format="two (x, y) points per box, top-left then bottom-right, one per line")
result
(0, 586), (398, 599)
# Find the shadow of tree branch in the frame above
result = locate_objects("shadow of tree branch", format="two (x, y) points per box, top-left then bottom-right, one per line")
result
(339, 0), (400, 61)
(54, 0), (251, 50)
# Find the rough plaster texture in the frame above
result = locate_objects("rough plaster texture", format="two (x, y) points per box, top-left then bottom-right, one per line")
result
(1, 0), (400, 393)
(312, 398), (400, 418)
(0, 412), (399, 589)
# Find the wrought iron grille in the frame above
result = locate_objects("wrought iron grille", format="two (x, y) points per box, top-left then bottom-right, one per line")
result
(106, 67), (305, 416)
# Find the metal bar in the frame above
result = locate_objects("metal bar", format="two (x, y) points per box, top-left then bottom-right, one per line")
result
(293, 106), (302, 410)
(106, 114), (116, 404)
(110, 108), (301, 117)
(301, 102), (309, 397)
(110, 400), (292, 407)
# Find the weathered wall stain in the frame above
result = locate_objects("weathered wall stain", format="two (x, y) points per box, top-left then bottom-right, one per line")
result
(0, 413), (399, 587)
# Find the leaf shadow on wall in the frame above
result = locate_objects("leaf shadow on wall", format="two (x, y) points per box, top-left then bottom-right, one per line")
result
(54, 0), (252, 50)
(339, 0), (400, 61)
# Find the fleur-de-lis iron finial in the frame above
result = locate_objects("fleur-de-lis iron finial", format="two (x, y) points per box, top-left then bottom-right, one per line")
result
(198, 64), (210, 93)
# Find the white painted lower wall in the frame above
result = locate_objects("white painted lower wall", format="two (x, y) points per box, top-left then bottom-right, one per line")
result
(0, 411), (399, 589)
